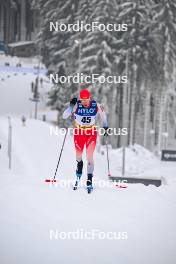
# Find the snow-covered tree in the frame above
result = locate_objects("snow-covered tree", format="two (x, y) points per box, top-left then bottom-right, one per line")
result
(151, 0), (176, 151)
(35, 0), (176, 151)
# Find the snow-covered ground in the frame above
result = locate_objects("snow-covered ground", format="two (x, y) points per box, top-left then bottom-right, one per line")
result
(0, 55), (176, 264)
(0, 54), (56, 121)
(100, 143), (162, 179)
(0, 117), (176, 264)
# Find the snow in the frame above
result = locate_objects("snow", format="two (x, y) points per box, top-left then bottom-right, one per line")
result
(0, 54), (53, 121)
(100, 144), (162, 179)
(0, 117), (176, 264)
(0, 54), (43, 68)
(8, 41), (34, 47)
(0, 54), (176, 264)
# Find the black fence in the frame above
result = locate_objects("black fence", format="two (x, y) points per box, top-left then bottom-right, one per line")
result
(161, 150), (176, 162)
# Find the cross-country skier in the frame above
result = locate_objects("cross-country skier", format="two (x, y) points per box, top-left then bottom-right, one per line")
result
(62, 88), (108, 193)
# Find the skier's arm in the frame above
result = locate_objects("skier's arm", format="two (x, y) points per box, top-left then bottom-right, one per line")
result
(62, 98), (77, 119)
(97, 103), (108, 128)
(62, 106), (73, 119)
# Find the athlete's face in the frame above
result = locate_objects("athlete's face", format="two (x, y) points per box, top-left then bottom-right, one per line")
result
(80, 98), (90, 107)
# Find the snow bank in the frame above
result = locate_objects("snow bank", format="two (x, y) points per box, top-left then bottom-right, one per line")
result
(100, 143), (161, 179)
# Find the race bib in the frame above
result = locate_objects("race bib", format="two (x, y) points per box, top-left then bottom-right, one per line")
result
(74, 100), (97, 127)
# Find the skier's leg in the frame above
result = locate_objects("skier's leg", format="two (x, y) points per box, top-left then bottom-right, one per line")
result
(74, 130), (86, 178)
(76, 160), (83, 176)
(86, 131), (97, 187)
(87, 173), (93, 187)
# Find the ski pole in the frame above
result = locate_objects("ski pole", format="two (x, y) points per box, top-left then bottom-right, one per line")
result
(105, 135), (111, 177)
(45, 127), (68, 183)
(53, 127), (68, 181)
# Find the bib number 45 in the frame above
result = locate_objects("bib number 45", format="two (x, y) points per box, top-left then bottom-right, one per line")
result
(81, 116), (91, 123)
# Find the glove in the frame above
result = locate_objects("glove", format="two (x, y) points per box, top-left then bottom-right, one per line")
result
(103, 126), (109, 136)
(70, 97), (77, 107)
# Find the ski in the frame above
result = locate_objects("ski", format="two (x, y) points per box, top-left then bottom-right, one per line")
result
(87, 185), (93, 194)
(73, 180), (79, 190)
(73, 176), (81, 190)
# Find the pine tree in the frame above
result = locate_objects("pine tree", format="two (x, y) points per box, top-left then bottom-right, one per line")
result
(37, 0), (79, 123)
(151, 0), (176, 151)
(34, 0), (176, 150)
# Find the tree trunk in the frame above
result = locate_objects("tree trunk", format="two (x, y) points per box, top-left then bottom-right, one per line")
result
(143, 89), (150, 148)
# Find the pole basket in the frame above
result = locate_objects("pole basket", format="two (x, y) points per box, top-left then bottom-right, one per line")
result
(45, 179), (57, 183)
(115, 184), (128, 189)
(108, 175), (128, 188)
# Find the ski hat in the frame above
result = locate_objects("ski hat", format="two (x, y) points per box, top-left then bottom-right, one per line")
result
(79, 89), (91, 99)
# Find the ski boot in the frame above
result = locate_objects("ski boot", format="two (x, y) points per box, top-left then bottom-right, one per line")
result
(86, 173), (93, 194)
(73, 160), (83, 190)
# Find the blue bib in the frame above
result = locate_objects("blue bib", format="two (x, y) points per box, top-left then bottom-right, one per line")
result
(74, 100), (98, 127)
(75, 100), (97, 117)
